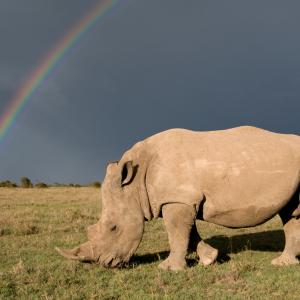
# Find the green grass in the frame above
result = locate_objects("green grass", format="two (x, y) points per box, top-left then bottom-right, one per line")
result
(0, 187), (299, 299)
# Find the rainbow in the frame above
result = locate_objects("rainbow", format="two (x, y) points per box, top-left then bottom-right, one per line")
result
(0, 0), (119, 141)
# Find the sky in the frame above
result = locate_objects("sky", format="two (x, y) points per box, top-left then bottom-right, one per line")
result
(0, 0), (299, 184)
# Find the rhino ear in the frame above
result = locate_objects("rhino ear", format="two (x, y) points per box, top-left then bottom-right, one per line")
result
(106, 161), (118, 174)
(121, 161), (134, 186)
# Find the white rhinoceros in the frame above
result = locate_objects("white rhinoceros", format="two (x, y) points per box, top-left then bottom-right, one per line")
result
(57, 126), (300, 271)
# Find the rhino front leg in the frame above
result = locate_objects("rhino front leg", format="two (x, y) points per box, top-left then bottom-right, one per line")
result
(159, 203), (196, 271)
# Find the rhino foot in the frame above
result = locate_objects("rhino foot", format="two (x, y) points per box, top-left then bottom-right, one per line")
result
(197, 241), (218, 266)
(271, 254), (299, 266)
(158, 257), (186, 271)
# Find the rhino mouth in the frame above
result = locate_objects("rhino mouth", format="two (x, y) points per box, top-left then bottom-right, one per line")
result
(98, 255), (124, 268)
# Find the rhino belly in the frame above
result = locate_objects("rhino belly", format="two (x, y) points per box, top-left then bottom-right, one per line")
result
(202, 200), (282, 228)
(201, 171), (298, 228)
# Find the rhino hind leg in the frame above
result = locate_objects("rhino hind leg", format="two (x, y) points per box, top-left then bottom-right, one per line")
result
(189, 224), (218, 266)
(272, 189), (300, 266)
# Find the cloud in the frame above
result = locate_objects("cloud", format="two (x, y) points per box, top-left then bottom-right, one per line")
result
(0, 0), (299, 183)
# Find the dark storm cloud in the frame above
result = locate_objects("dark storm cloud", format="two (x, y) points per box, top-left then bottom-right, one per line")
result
(0, 0), (299, 183)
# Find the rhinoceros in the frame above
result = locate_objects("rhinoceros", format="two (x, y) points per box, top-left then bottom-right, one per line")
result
(56, 126), (300, 271)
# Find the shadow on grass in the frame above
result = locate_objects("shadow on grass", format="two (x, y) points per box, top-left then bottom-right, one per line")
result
(132, 251), (199, 267)
(132, 251), (169, 265)
(132, 229), (285, 266)
(206, 229), (285, 263)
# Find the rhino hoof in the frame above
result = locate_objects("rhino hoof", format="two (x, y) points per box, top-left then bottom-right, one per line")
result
(271, 254), (299, 266)
(158, 257), (186, 271)
(197, 242), (218, 266)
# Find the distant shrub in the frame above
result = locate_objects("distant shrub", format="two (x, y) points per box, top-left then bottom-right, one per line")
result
(20, 177), (33, 188)
(68, 183), (81, 187)
(0, 180), (17, 188)
(35, 182), (48, 188)
(90, 181), (101, 188)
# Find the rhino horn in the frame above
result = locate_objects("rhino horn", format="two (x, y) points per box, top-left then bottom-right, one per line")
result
(55, 241), (97, 262)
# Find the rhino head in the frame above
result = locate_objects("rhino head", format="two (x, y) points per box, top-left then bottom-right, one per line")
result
(56, 160), (145, 267)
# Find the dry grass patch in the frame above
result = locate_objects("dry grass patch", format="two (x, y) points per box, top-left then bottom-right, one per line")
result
(1, 187), (300, 299)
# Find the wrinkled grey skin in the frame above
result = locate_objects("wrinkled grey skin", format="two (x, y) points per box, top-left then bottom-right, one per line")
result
(57, 126), (300, 271)
(56, 161), (145, 267)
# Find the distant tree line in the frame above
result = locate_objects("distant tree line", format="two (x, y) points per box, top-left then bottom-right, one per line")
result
(0, 177), (101, 188)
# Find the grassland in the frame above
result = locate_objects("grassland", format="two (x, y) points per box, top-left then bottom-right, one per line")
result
(0, 187), (299, 299)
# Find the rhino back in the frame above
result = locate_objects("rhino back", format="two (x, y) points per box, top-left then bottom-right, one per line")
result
(145, 126), (300, 227)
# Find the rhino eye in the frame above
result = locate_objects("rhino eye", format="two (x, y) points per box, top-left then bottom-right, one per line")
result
(110, 225), (117, 232)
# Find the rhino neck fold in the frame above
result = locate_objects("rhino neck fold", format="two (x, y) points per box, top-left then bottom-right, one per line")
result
(121, 142), (153, 221)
